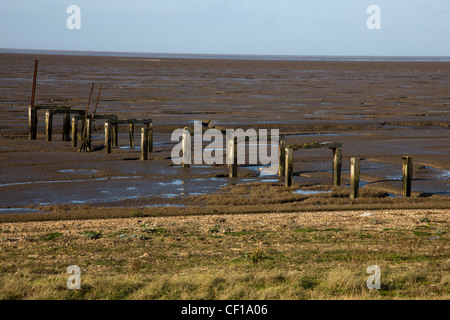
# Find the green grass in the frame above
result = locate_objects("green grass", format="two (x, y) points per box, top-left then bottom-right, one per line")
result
(41, 232), (63, 241)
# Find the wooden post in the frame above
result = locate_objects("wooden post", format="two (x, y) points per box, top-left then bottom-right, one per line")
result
(285, 146), (294, 187)
(182, 127), (191, 167)
(332, 147), (342, 186)
(402, 156), (413, 197)
(30, 60), (38, 106)
(71, 116), (78, 148)
(105, 122), (112, 154)
(278, 134), (286, 177)
(45, 110), (53, 142)
(29, 60), (38, 140)
(228, 136), (237, 178)
(113, 123), (119, 147)
(28, 106), (37, 140)
(129, 123), (135, 149)
(85, 118), (92, 152)
(148, 123), (153, 153)
(62, 113), (71, 141)
(350, 157), (361, 199)
(140, 127), (148, 161)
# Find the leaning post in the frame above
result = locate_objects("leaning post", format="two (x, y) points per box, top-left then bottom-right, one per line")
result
(29, 59), (38, 140)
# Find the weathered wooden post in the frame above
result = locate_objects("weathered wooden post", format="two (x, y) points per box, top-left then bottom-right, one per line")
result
(148, 123), (153, 153)
(45, 110), (53, 142)
(29, 59), (38, 140)
(182, 127), (191, 167)
(278, 134), (286, 177)
(285, 146), (294, 187)
(228, 136), (238, 178)
(105, 121), (112, 154)
(28, 107), (37, 140)
(85, 118), (92, 152)
(62, 113), (71, 141)
(129, 123), (135, 149)
(140, 126), (148, 161)
(350, 157), (361, 199)
(113, 123), (119, 147)
(332, 147), (342, 186)
(402, 156), (413, 197)
(71, 116), (78, 148)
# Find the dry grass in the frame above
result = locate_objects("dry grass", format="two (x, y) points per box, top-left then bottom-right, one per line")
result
(1, 207), (448, 300)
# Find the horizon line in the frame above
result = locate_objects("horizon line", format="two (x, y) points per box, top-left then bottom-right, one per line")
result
(1, 48), (449, 61)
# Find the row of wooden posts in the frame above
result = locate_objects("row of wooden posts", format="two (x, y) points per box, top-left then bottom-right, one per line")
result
(30, 105), (153, 160)
(283, 149), (412, 198)
(179, 133), (413, 198)
(32, 108), (414, 198)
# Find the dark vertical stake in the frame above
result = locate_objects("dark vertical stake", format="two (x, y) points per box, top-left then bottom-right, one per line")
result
(62, 113), (71, 141)
(402, 156), (413, 197)
(350, 157), (361, 199)
(332, 147), (342, 186)
(285, 146), (294, 187)
(129, 123), (135, 149)
(29, 60), (39, 140)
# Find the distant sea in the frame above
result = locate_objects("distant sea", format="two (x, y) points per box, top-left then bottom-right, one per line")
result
(1, 48), (450, 62)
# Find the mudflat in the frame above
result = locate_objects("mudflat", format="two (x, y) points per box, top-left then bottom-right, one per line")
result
(0, 52), (449, 213)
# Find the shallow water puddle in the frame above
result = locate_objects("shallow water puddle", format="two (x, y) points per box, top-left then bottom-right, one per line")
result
(0, 175), (142, 187)
(243, 165), (278, 176)
(58, 169), (98, 175)
(293, 189), (331, 195)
